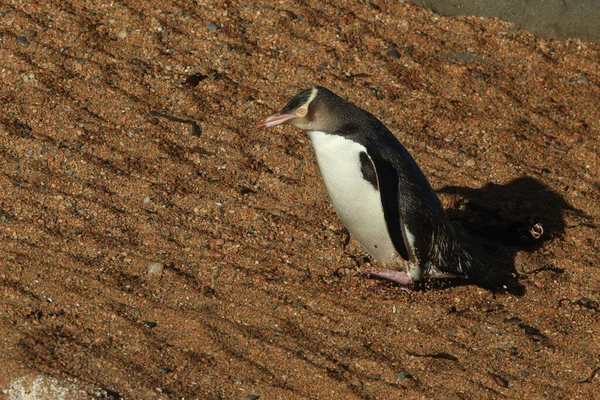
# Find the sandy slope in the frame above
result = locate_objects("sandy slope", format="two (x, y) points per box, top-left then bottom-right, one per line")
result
(1, 1), (599, 398)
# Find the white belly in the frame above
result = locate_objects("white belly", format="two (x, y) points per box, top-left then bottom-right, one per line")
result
(308, 131), (398, 262)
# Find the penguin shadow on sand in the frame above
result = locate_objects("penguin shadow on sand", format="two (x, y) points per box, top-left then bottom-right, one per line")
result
(431, 176), (588, 295)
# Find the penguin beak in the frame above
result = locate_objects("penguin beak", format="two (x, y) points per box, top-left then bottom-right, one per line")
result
(256, 112), (298, 128)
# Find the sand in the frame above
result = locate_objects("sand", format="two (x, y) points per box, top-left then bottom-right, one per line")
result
(1, 1), (599, 399)
(412, 0), (600, 43)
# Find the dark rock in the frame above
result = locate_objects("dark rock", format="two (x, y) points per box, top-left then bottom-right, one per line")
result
(17, 36), (29, 47)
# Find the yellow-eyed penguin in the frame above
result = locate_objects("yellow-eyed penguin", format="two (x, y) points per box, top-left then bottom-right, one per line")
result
(257, 86), (501, 289)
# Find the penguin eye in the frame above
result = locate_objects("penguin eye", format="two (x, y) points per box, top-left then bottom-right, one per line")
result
(296, 107), (308, 117)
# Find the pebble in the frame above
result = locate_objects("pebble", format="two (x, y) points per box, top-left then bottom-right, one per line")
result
(387, 49), (401, 59)
(23, 73), (36, 82)
(204, 286), (216, 296)
(158, 367), (171, 373)
(349, 379), (363, 388)
(117, 29), (127, 39)
(396, 372), (407, 383)
(143, 196), (151, 204)
(489, 372), (508, 388)
(444, 134), (455, 142)
(206, 23), (218, 31)
(17, 36), (30, 47)
(144, 321), (157, 328)
(465, 159), (476, 167)
(147, 262), (164, 275)
(185, 73), (208, 87)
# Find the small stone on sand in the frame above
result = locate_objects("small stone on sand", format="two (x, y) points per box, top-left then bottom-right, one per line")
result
(147, 262), (164, 275)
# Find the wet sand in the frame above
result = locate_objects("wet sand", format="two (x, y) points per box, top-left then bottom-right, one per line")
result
(412, 0), (600, 43)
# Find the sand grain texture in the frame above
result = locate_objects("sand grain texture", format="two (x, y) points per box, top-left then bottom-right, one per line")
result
(0, 1), (599, 399)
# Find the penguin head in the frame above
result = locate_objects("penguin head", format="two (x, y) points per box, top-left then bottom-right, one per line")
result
(257, 86), (342, 132)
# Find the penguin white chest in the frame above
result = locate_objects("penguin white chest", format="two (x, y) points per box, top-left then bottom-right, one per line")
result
(307, 131), (397, 262)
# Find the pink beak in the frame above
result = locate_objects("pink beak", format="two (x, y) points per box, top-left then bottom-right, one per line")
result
(256, 112), (298, 128)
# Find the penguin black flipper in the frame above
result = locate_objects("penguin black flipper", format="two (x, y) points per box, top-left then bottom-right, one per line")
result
(368, 139), (459, 280)
(359, 151), (411, 262)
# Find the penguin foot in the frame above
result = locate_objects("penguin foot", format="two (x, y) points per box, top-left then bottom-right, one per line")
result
(366, 269), (414, 289)
(369, 283), (412, 294)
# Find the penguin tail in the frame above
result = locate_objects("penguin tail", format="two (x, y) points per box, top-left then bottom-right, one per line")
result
(460, 249), (506, 291)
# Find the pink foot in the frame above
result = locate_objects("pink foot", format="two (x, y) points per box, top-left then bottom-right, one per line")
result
(367, 269), (414, 291)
